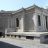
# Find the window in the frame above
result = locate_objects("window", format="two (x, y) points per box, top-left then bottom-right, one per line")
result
(38, 15), (41, 26)
(45, 16), (47, 28)
(16, 18), (19, 27)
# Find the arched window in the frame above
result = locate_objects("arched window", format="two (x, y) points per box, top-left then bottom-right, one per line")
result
(16, 18), (19, 27)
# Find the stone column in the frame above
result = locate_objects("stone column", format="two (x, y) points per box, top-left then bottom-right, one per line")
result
(33, 13), (38, 31)
(42, 15), (47, 31)
(18, 12), (25, 32)
(8, 18), (10, 28)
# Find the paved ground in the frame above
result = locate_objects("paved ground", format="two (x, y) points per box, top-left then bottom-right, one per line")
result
(0, 38), (48, 48)
(0, 41), (21, 48)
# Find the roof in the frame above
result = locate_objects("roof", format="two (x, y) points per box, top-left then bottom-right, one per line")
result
(0, 5), (47, 14)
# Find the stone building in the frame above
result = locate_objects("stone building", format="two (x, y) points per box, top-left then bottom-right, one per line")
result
(0, 5), (48, 35)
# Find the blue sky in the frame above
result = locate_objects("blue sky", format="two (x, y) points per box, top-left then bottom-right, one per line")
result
(0, 0), (48, 11)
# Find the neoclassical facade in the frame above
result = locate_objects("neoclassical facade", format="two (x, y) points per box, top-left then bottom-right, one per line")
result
(0, 5), (48, 34)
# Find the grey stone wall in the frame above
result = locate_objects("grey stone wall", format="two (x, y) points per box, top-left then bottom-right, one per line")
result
(0, 15), (8, 32)
(24, 13), (34, 32)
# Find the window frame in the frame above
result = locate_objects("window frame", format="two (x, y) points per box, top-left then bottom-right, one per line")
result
(16, 18), (19, 27)
(38, 15), (41, 26)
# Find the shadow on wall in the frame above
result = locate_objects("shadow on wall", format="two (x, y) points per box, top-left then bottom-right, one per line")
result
(40, 34), (48, 44)
(0, 41), (22, 48)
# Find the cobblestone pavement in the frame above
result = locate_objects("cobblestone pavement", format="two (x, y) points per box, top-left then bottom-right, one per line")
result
(0, 38), (48, 48)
